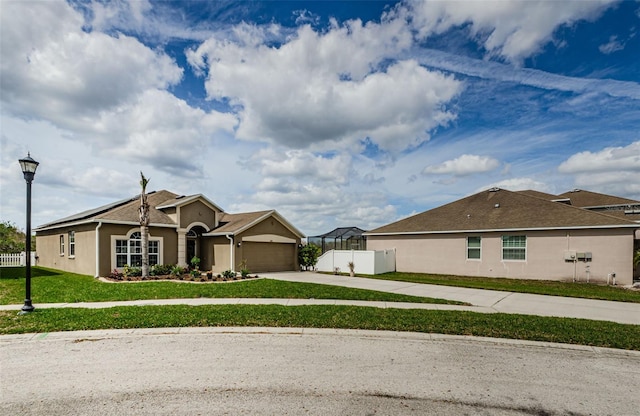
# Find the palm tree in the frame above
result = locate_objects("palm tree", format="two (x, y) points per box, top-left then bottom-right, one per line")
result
(139, 172), (150, 279)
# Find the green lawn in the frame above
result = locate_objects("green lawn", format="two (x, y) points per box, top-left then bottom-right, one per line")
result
(0, 267), (460, 305)
(365, 272), (640, 303)
(2, 305), (639, 351)
(3, 267), (639, 351)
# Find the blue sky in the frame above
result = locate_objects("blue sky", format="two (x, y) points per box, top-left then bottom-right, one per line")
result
(1, 0), (639, 236)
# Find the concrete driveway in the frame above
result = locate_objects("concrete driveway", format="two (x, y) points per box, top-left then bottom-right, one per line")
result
(264, 272), (640, 325)
(2, 328), (639, 415)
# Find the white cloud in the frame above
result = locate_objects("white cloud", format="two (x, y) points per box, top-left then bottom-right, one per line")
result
(558, 141), (640, 174)
(558, 141), (640, 198)
(1, 1), (182, 123)
(94, 89), (237, 176)
(404, 47), (640, 100)
(423, 154), (500, 176)
(599, 35), (625, 54)
(479, 177), (551, 193)
(252, 148), (352, 184)
(187, 20), (461, 152)
(404, 0), (615, 64)
(228, 147), (398, 234)
(0, 1), (238, 178)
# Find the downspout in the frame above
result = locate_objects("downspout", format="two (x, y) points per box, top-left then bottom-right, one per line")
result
(95, 221), (103, 278)
(225, 234), (234, 271)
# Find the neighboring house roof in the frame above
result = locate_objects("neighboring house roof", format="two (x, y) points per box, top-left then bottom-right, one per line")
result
(366, 188), (639, 236)
(204, 210), (305, 238)
(516, 190), (559, 200)
(557, 189), (640, 208)
(308, 226), (367, 239)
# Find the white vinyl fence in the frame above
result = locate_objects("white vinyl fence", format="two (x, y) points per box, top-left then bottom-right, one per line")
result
(0, 252), (38, 267)
(315, 249), (395, 275)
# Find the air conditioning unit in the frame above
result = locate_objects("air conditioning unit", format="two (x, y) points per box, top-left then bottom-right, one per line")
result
(564, 250), (576, 261)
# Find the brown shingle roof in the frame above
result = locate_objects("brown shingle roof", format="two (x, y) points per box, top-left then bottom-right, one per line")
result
(557, 189), (640, 208)
(367, 188), (638, 235)
(516, 190), (559, 200)
(36, 190), (181, 229)
(210, 211), (273, 234)
(98, 190), (178, 225)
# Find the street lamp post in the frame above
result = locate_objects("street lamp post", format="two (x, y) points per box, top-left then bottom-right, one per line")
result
(19, 153), (39, 314)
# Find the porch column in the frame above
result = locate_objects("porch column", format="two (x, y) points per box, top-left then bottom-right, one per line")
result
(177, 229), (187, 267)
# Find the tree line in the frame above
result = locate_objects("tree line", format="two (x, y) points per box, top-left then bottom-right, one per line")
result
(0, 221), (35, 252)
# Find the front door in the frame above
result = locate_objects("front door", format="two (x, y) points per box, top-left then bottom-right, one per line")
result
(187, 239), (196, 266)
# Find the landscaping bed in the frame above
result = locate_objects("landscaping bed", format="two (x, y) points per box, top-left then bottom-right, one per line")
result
(106, 263), (259, 283)
(103, 273), (260, 283)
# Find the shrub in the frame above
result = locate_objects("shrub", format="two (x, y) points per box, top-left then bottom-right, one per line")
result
(190, 269), (200, 278)
(109, 269), (123, 280)
(222, 269), (235, 279)
(299, 244), (321, 271)
(190, 256), (201, 270)
(123, 264), (141, 278)
(150, 264), (172, 276)
(171, 265), (185, 277)
(237, 260), (250, 278)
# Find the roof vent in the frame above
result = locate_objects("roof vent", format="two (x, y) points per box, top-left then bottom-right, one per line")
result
(467, 214), (471, 219)
(489, 187), (500, 192)
(494, 203), (500, 208)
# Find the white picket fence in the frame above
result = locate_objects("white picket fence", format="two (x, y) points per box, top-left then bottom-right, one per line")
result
(0, 252), (38, 267)
(315, 249), (395, 275)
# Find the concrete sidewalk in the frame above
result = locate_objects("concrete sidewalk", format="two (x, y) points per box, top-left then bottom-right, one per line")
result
(263, 271), (640, 325)
(1, 272), (638, 325)
(0, 297), (488, 313)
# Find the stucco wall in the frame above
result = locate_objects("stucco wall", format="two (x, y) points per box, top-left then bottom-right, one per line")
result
(179, 200), (218, 230)
(236, 217), (301, 272)
(98, 224), (178, 276)
(202, 236), (232, 273)
(37, 223), (180, 277)
(201, 217), (301, 274)
(367, 228), (636, 285)
(36, 224), (97, 276)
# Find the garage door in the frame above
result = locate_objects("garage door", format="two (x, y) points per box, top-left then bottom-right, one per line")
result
(243, 242), (296, 272)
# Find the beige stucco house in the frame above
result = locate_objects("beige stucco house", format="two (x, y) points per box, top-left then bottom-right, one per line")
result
(35, 190), (304, 277)
(366, 188), (640, 286)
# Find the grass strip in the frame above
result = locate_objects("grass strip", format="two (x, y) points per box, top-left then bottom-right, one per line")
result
(366, 272), (640, 303)
(0, 267), (460, 305)
(1, 305), (638, 351)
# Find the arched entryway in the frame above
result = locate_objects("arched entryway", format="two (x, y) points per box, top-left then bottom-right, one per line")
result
(186, 226), (207, 266)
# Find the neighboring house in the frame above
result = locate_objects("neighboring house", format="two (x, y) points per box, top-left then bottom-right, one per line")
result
(366, 188), (640, 286)
(35, 190), (304, 277)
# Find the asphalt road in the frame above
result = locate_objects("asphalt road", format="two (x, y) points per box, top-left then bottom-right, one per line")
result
(2, 328), (639, 415)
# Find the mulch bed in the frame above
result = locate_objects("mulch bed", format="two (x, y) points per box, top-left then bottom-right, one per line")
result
(103, 274), (260, 283)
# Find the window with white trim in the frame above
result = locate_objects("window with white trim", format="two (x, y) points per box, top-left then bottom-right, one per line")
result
(68, 231), (75, 257)
(59, 235), (65, 256)
(115, 231), (159, 268)
(502, 235), (526, 260)
(466, 236), (481, 260)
